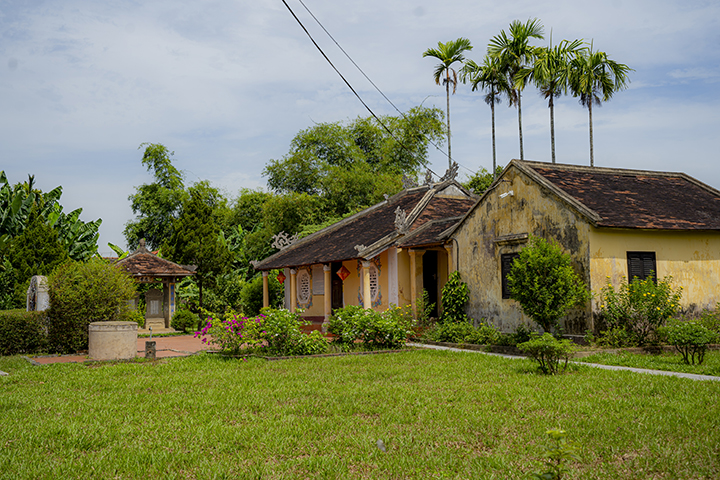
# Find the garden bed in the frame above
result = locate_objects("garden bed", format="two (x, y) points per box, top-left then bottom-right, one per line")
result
(209, 348), (408, 361)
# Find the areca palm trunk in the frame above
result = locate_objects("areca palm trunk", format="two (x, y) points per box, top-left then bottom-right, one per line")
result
(588, 100), (594, 167)
(549, 94), (556, 163)
(491, 94), (497, 180)
(517, 92), (524, 160)
(445, 72), (452, 167)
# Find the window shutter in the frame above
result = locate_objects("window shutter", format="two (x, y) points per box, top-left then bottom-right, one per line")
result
(627, 252), (656, 282)
(501, 253), (520, 299)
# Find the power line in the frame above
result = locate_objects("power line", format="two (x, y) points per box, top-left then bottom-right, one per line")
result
(281, 0), (477, 179)
(293, 0), (480, 177)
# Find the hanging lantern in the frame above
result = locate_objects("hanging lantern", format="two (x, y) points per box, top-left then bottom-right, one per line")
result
(276, 272), (286, 284)
(337, 265), (350, 281)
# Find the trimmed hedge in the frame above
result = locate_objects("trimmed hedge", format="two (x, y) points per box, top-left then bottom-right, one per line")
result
(0, 309), (48, 356)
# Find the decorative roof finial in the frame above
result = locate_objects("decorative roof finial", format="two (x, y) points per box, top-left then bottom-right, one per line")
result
(271, 231), (299, 251)
(394, 207), (410, 234)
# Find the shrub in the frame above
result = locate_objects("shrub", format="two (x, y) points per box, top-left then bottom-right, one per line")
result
(596, 326), (637, 348)
(464, 322), (501, 345)
(508, 236), (589, 333)
(599, 275), (682, 345)
(261, 308), (328, 356)
(698, 305), (720, 341)
(47, 259), (137, 353)
(127, 308), (145, 329)
(658, 319), (714, 365)
(518, 333), (577, 375)
(416, 289), (436, 327)
(0, 309), (48, 355)
(197, 311), (265, 354)
(329, 305), (414, 350)
(440, 271), (469, 323)
(426, 321), (476, 343)
(328, 305), (371, 348)
(171, 309), (199, 333)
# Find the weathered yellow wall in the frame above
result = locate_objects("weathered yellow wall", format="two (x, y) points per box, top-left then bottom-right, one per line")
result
(589, 228), (720, 312)
(453, 166), (592, 333)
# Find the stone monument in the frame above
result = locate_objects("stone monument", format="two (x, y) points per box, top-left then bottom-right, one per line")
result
(26, 276), (50, 312)
(144, 288), (165, 330)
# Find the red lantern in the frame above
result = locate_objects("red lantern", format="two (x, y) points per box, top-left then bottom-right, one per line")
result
(337, 265), (350, 281)
(276, 272), (286, 284)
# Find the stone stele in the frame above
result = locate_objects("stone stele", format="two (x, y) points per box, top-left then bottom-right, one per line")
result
(88, 321), (138, 361)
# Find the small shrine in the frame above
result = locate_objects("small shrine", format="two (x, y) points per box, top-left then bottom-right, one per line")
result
(115, 239), (195, 332)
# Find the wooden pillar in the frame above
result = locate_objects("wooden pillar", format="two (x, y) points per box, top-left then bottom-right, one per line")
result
(323, 264), (332, 331)
(362, 260), (372, 309)
(444, 243), (455, 276)
(408, 249), (425, 318)
(290, 269), (297, 313)
(262, 271), (269, 309)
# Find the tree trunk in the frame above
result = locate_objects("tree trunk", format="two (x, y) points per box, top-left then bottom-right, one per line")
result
(198, 277), (203, 310)
(445, 72), (452, 168)
(549, 95), (556, 164)
(491, 97), (497, 180)
(517, 91), (524, 160)
(588, 100), (594, 167)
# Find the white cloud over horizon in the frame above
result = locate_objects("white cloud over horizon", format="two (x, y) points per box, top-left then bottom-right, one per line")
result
(1, 0), (719, 254)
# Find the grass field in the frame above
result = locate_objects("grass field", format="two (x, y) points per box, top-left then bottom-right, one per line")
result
(1, 349), (718, 479)
(577, 350), (720, 376)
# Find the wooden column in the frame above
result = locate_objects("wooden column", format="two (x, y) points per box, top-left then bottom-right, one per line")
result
(408, 249), (425, 318)
(323, 264), (332, 332)
(444, 243), (455, 276)
(362, 260), (372, 309)
(289, 269), (297, 313)
(262, 271), (269, 309)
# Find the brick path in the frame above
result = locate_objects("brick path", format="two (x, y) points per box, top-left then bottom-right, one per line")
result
(28, 335), (217, 365)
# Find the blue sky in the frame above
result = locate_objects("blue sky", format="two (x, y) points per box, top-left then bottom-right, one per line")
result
(1, 0), (719, 254)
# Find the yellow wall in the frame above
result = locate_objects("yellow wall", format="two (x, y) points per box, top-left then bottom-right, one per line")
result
(453, 166), (592, 333)
(589, 228), (720, 312)
(397, 249), (412, 307)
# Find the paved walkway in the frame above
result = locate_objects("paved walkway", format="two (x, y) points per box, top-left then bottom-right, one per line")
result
(28, 335), (217, 365)
(407, 342), (720, 382)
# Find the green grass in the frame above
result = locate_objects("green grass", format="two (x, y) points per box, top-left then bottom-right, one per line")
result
(1, 350), (718, 479)
(577, 349), (720, 376)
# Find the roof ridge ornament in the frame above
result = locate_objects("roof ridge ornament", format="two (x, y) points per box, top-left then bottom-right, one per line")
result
(354, 244), (367, 253)
(402, 175), (417, 190)
(271, 231), (299, 251)
(394, 206), (410, 234)
(424, 169), (433, 186)
(440, 161), (459, 183)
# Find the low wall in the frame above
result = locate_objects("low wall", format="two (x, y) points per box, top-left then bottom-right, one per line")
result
(88, 321), (138, 360)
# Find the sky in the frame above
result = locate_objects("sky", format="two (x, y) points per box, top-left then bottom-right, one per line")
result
(1, 0), (719, 254)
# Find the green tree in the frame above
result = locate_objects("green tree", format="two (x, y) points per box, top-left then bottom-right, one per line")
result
(124, 143), (187, 250)
(163, 182), (231, 309)
(423, 38), (473, 167)
(463, 166), (504, 195)
(6, 205), (69, 307)
(507, 236), (589, 333)
(488, 18), (545, 160)
(568, 45), (632, 166)
(47, 259), (137, 353)
(516, 38), (585, 163)
(460, 56), (512, 179)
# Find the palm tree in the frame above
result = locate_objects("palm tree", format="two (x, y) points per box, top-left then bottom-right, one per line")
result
(423, 38), (473, 168)
(488, 18), (544, 160)
(460, 56), (512, 180)
(516, 38), (585, 163)
(568, 45), (632, 166)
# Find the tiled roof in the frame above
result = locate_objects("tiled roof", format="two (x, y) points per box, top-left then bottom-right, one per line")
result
(255, 182), (476, 270)
(115, 240), (195, 278)
(522, 161), (720, 230)
(397, 217), (461, 248)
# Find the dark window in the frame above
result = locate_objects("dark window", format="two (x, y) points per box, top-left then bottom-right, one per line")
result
(501, 253), (520, 299)
(627, 252), (657, 282)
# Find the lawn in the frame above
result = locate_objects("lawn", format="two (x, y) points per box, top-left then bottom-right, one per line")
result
(0, 349), (718, 479)
(577, 349), (720, 377)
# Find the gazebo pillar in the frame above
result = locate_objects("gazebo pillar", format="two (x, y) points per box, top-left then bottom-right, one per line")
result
(262, 271), (269, 309)
(289, 269), (297, 313)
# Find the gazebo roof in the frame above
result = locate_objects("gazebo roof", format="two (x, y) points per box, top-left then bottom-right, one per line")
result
(115, 239), (195, 280)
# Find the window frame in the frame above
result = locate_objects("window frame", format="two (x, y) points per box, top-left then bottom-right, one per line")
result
(626, 251), (657, 283)
(501, 252), (520, 299)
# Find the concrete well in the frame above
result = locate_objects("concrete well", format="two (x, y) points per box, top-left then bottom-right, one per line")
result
(88, 321), (138, 361)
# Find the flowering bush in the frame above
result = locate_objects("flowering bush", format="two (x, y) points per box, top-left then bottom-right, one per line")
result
(261, 308), (328, 356)
(195, 310), (265, 354)
(328, 304), (415, 350)
(599, 275), (682, 346)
